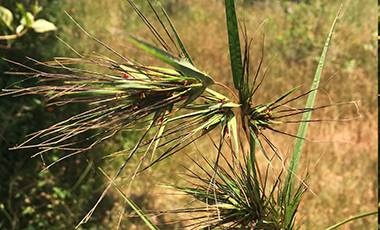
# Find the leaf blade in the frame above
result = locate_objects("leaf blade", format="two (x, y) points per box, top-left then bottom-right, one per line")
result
(31, 19), (57, 33)
(283, 6), (342, 223)
(0, 5), (13, 30)
(128, 36), (214, 86)
(224, 0), (243, 91)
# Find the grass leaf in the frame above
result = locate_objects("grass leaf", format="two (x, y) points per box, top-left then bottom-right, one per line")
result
(224, 0), (243, 91)
(128, 36), (214, 86)
(283, 5), (342, 220)
(325, 210), (377, 230)
(227, 115), (239, 155)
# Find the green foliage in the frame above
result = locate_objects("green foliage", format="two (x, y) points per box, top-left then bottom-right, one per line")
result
(0, 1), (56, 42)
(31, 19), (57, 33)
(0, 157), (111, 229)
(0, 6), (13, 29)
(273, 1), (327, 63)
(0, 1), (114, 229)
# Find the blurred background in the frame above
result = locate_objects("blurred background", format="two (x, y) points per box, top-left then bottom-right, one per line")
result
(0, 0), (377, 229)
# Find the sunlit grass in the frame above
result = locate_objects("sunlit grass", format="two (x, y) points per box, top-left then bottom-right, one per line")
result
(1, 0), (376, 229)
(50, 0), (377, 229)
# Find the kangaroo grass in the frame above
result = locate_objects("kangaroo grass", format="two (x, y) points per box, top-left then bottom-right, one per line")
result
(0, 0), (358, 229)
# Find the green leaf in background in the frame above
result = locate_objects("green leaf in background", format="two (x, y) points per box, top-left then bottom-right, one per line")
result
(224, 0), (243, 91)
(21, 12), (35, 27)
(16, 3), (26, 16)
(32, 2), (43, 15)
(15, 24), (24, 34)
(31, 19), (57, 33)
(0, 6), (13, 30)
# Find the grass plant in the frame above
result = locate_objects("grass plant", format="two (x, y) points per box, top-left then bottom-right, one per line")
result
(0, 0), (376, 229)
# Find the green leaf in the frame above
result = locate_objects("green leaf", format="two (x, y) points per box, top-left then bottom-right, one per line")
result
(248, 128), (256, 174)
(52, 187), (68, 199)
(205, 88), (229, 101)
(16, 24), (24, 34)
(16, 3), (26, 17)
(31, 19), (57, 33)
(283, 6), (342, 225)
(128, 36), (214, 86)
(32, 2), (43, 15)
(22, 206), (35, 216)
(21, 12), (34, 27)
(325, 210), (377, 230)
(224, 0), (243, 91)
(227, 115), (239, 156)
(0, 6), (13, 30)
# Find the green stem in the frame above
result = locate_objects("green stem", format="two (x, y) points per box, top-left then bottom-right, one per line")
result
(325, 210), (378, 230)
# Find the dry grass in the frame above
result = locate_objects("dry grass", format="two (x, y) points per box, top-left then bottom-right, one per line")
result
(52, 0), (377, 229)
